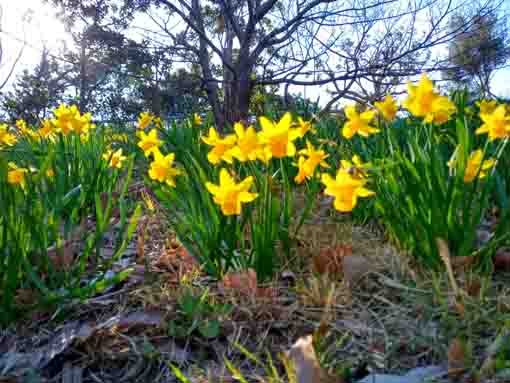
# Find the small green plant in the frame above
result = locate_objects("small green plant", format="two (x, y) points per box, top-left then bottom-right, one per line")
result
(0, 107), (141, 325)
(168, 288), (232, 339)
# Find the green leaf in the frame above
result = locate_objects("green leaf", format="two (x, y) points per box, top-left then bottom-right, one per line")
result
(198, 319), (220, 338)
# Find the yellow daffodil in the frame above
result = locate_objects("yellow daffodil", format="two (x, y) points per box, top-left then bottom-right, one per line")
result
(374, 95), (398, 121)
(463, 150), (496, 183)
(402, 74), (456, 124)
(206, 168), (258, 215)
(153, 117), (163, 129)
(38, 119), (55, 139)
(15, 119), (28, 133)
(137, 112), (154, 130)
(342, 105), (379, 139)
(230, 122), (266, 162)
(103, 148), (127, 169)
(476, 100), (498, 115)
(476, 105), (510, 141)
(148, 149), (181, 187)
(73, 112), (93, 135)
(0, 124), (17, 146)
(7, 162), (29, 190)
(52, 104), (81, 135)
(259, 112), (300, 158)
(137, 129), (163, 157)
(15, 119), (39, 139)
(321, 169), (375, 212)
(294, 140), (329, 184)
(296, 117), (316, 137)
(201, 127), (237, 164)
(46, 168), (55, 178)
(193, 113), (203, 125)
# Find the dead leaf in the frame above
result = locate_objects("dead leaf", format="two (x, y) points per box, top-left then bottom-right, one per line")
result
(46, 240), (74, 271)
(14, 289), (38, 307)
(221, 268), (258, 296)
(0, 321), (94, 377)
(116, 310), (165, 330)
(286, 335), (344, 383)
(312, 244), (352, 276)
(448, 338), (466, 378)
(494, 248), (510, 271)
(451, 256), (475, 271)
(0, 310), (167, 378)
(155, 244), (199, 281)
(465, 277), (481, 298)
(220, 269), (276, 299)
(286, 335), (322, 383)
(342, 255), (371, 285)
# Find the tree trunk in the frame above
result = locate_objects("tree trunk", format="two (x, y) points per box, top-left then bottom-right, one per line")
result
(78, 39), (87, 112)
(223, 16), (235, 128)
(192, 0), (224, 129)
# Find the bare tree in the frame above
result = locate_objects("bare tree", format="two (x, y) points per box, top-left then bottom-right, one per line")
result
(124, 0), (504, 124)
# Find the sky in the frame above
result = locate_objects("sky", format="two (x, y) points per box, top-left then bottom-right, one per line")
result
(1, 0), (509, 104)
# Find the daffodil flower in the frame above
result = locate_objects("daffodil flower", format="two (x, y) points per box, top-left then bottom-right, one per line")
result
(206, 168), (258, 215)
(259, 112), (300, 158)
(103, 148), (127, 169)
(0, 124), (17, 147)
(295, 117), (316, 137)
(230, 122), (266, 162)
(374, 95), (398, 121)
(342, 105), (379, 139)
(476, 100), (498, 115)
(321, 169), (374, 212)
(476, 105), (510, 141)
(7, 162), (29, 190)
(137, 129), (163, 157)
(293, 140), (329, 184)
(402, 74), (456, 124)
(193, 113), (203, 125)
(148, 149), (181, 187)
(201, 127), (237, 164)
(137, 112), (155, 130)
(463, 150), (496, 183)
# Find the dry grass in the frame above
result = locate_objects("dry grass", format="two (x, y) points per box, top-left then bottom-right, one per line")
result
(2, 208), (510, 383)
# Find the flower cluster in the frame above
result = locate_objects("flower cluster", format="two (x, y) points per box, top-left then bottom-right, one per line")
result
(4, 105), (127, 191)
(403, 74), (456, 124)
(52, 104), (96, 136)
(135, 113), (181, 187)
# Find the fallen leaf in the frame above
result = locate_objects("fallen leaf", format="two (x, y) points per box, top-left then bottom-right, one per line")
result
(46, 240), (74, 271)
(0, 321), (94, 377)
(0, 311), (167, 377)
(451, 256), (476, 271)
(448, 338), (466, 378)
(221, 268), (258, 296)
(14, 289), (38, 307)
(312, 245), (352, 276)
(286, 335), (322, 383)
(494, 248), (510, 271)
(465, 277), (481, 298)
(155, 244), (199, 282)
(116, 310), (165, 330)
(220, 269), (276, 299)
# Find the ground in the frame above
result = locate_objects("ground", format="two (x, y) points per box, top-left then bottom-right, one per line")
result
(1, 196), (510, 383)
